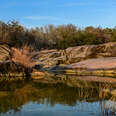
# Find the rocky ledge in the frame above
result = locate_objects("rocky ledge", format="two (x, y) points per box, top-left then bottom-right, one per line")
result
(62, 57), (116, 77)
(38, 42), (116, 68)
(38, 42), (116, 77)
(1, 42), (116, 78)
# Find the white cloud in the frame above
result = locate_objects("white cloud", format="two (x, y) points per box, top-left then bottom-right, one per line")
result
(24, 16), (77, 24)
(25, 16), (60, 21)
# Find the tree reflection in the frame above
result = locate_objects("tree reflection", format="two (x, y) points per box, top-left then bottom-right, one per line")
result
(0, 79), (115, 115)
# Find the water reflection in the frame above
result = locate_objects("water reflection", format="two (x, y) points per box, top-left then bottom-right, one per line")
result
(0, 76), (116, 116)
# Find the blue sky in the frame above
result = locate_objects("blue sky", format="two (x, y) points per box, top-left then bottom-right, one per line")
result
(0, 0), (116, 28)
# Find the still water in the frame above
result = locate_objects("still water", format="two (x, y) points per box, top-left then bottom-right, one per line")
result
(0, 77), (116, 116)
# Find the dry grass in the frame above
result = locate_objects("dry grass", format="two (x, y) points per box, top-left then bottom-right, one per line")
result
(11, 45), (37, 69)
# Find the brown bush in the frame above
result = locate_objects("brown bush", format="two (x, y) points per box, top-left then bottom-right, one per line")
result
(11, 45), (37, 69)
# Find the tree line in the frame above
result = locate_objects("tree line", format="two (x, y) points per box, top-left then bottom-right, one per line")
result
(0, 20), (116, 50)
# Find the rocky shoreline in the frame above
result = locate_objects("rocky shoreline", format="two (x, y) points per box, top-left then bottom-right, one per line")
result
(1, 42), (116, 79)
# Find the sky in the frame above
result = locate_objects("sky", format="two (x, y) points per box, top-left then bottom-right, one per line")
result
(0, 0), (116, 28)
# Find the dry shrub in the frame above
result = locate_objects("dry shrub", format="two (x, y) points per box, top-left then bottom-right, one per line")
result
(11, 45), (37, 69)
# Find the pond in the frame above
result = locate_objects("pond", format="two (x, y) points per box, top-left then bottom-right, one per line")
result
(0, 76), (116, 116)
